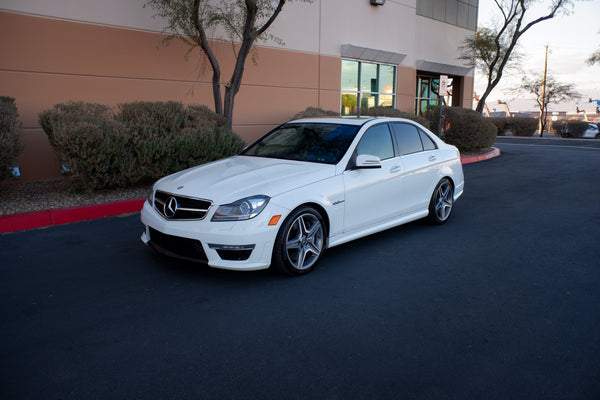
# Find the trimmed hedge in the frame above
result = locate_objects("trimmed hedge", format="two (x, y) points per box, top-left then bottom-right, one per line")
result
(558, 120), (590, 138)
(0, 96), (24, 181)
(362, 107), (432, 129)
(292, 107), (339, 119)
(425, 106), (497, 152)
(292, 106), (432, 130)
(490, 117), (537, 137)
(39, 101), (245, 191)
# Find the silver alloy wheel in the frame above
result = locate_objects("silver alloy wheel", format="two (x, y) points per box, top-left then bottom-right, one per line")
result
(285, 213), (324, 270)
(434, 180), (453, 222)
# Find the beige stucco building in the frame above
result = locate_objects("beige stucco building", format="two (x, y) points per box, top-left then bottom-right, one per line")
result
(0, 0), (477, 181)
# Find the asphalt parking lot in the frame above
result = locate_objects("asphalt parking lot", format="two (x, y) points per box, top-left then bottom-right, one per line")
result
(2, 138), (600, 399)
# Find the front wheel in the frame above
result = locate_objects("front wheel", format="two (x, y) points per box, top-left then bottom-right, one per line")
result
(272, 206), (325, 276)
(428, 178), (454, 225)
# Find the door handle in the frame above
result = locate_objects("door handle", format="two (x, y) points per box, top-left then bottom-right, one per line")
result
(390, 165), (401, 174)
(428, 155), (437, 162)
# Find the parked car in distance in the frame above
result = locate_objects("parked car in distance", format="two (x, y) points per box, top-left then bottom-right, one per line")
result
(140, 117), (464, 275)
(582, 123), (600, 139)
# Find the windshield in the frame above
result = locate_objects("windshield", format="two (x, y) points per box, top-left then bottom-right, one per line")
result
(241, 123), (360, 164)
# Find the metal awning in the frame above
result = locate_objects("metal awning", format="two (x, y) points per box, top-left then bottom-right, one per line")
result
(416, 60), (472, 77)
(342, 44), (407, 65)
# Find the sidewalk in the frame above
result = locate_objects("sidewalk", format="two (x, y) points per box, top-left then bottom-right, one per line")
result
(0, 148), (500, 234)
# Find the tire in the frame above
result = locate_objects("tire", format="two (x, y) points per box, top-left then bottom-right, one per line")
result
(428, 178), (454, 225)
(272, 206), (325, 276)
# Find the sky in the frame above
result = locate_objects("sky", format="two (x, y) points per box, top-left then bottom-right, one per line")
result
(474, 0), (600, 114)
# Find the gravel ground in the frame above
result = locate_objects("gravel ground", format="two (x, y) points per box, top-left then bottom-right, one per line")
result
(0, 179), (151, 216)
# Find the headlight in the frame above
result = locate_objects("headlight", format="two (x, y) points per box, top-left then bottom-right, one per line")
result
(211, 195), (270, 222)
(147, 189), (154, 205)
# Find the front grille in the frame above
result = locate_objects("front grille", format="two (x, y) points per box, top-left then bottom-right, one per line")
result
(148, 228), (208, 262)
(154, 191), (212, 220)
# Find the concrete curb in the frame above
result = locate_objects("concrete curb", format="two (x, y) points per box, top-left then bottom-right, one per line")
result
(0, 148), (500, 233)
(460, 147), (501, 164)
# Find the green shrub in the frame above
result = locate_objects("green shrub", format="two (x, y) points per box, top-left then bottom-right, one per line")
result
(362, 106), (432, 129)
(39, 101), (113, 148)
(39, 101), (245, 191)
(425, 106), (497, 152)
(559, 120), (589, 138)
(490, 117), (537, 137)
(511, 117), (538, 136)
(187, 104), (228, 129)
(116, 101), (188, 134)
(551, 120), (565, 135)
(489, 117), (509, 135)
(292, 107), (339, 119)
(0, 96), (24, 181)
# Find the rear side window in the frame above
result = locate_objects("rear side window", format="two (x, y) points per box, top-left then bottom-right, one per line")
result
(419, 129), (437, 151)
(356, 124), (395, 160)
(391, 123), (423, 155)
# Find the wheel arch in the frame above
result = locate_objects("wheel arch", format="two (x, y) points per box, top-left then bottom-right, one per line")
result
(284, 202), (330, 245)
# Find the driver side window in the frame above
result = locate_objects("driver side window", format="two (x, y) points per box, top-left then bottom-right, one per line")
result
(356, 124), (394, 160)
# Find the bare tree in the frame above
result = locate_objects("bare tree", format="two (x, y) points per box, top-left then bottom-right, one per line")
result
(460, 0), (573, 114)
(587, 50), (600, 65)
(146, 0), (308, 130)
(518, 74), (581, 135)
(586, 30), (600, 65)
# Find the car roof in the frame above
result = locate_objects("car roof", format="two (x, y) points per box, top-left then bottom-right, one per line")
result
(286, 116), (419, 126)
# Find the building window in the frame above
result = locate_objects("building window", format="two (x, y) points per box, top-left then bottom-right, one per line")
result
(415, 74), (455, 116)
(416, 0), (478, 31)
(341, 59), (396, 116)
(415, 75), (439, 116)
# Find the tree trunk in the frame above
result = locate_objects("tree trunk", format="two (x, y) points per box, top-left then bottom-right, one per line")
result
(193, 0), (223, 116)
(475, 83), (494, 114)
(223, 39), (253, 131)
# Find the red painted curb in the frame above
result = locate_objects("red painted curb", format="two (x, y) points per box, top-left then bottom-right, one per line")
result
(0, 210), (53, 233)
(461, 147), (501, 164)
(0, 198), (145, 233)
(50, 199), (145, 225)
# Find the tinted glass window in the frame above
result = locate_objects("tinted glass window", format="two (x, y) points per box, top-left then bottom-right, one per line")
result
(391, 123), (424, 155)
(419, 129), (437, 151)
(356, 124), (394, 160)
(360, 62), (378, 92)
(341, 60), (396, 116)
(242, 123), (360, 164)
(341, 60), (359, 91)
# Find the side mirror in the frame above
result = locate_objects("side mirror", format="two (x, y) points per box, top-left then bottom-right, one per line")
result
(355, 154), (382, 169)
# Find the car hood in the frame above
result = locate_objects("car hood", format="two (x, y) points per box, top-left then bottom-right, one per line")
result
(155, 156), (336, 204)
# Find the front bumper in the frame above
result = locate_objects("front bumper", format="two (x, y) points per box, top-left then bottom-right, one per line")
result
(140, 200), (286, 271)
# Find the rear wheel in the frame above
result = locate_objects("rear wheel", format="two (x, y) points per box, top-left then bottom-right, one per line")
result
(272, 206), (325, 276)
(428, 178), (454, 224)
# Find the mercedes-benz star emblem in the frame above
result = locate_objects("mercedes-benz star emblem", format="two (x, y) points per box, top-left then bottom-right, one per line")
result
(164, 196), (179, 218)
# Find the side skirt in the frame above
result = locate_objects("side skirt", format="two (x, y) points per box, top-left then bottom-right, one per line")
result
(327, 210), (429, 249)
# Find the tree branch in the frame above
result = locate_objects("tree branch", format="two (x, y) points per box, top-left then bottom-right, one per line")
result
(255, 0), (286, 38)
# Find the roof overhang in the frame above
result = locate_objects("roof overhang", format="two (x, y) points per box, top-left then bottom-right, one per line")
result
(342, 44), (407, 65)
(416, 60), (472, 77)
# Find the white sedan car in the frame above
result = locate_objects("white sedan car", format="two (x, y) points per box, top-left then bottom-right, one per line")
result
(141, 117), (464, 275)
(582, 123), (599, 139)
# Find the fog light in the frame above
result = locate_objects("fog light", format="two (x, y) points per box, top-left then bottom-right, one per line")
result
(208, 244), (255, 261)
